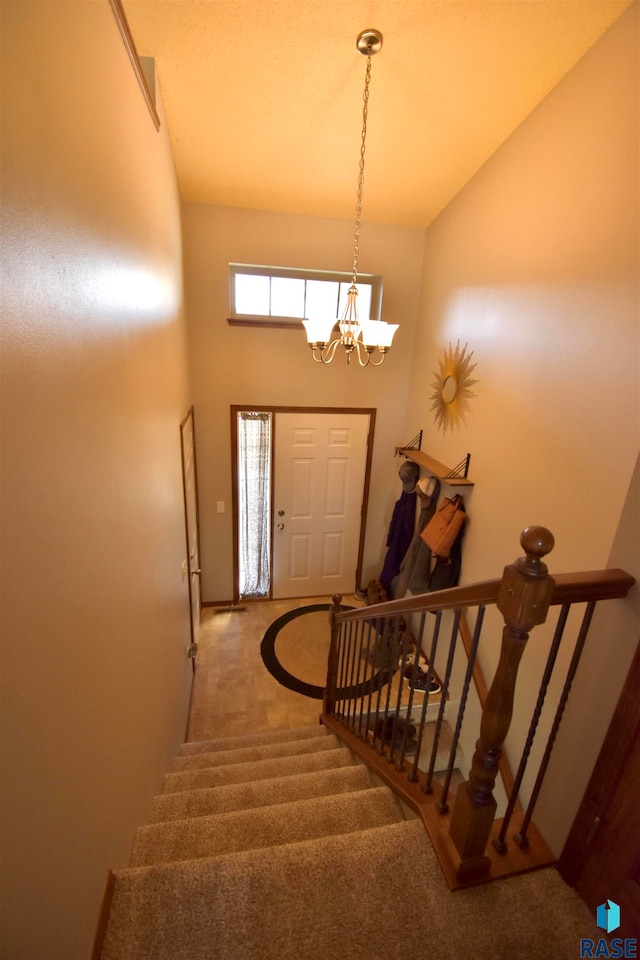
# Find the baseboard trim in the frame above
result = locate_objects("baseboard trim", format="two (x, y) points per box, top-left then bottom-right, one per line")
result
(91, 869), (115, 960)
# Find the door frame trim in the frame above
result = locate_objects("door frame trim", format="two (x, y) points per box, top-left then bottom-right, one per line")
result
(558, 635), (640, 889)
(230, 405), (376, 604)
(180, 406), (202, 658)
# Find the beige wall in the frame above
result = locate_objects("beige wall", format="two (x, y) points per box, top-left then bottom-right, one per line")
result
(404, 5), (639, 852)
(182, 203), (425, 602)
(0, 4), (192, 958)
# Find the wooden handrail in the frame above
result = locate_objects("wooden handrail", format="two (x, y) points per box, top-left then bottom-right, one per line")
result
(550, 569), (635, 604)
(336, 568), (634, 626)
(335, 579), (501, 622)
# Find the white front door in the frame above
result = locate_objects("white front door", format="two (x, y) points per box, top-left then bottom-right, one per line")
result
(272, 412), (370, 599)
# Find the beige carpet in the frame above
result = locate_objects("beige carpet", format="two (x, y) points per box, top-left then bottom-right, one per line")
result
(100, 725), (599, 960)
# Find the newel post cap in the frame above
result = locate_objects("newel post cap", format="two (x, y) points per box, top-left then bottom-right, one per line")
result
(497, 527), (556, 631)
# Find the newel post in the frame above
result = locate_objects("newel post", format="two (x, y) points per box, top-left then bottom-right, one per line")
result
(322, 594), (343, 716)
(448, 527), (555, 882)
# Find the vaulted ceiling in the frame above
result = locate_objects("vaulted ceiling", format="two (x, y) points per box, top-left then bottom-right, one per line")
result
(123, 1), (633, 227)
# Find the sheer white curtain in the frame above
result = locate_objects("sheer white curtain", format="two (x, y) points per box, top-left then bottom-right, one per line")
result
(238, 411), (271, 598)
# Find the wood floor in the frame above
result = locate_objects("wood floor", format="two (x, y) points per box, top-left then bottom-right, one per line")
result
(187, 595), (360, 743)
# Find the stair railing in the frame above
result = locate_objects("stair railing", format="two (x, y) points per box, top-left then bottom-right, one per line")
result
(321, 526), (635, 889)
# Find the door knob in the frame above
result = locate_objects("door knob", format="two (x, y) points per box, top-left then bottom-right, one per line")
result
(277, 523), (285, 531)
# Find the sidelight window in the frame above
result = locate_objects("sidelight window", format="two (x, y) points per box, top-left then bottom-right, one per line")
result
(237, 411), (272, 599)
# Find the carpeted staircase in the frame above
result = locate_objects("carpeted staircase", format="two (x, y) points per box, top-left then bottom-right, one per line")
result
(99, 723), (599, 960)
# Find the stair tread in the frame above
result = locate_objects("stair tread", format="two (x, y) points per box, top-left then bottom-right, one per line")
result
(131, 787), (402, 866)
(161, 746), (356, 793)
(148, 764), (374, 823)
(102, 821), (597, 960)
(179, 724), (329, 756)
(103, 821), (429, 960)
(170, 733), (340, 772)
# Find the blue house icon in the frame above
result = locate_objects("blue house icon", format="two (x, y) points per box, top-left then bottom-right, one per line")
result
(596, 900), (621, 934)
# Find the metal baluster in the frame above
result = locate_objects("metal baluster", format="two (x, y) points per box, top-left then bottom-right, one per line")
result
(395, 612), (423, 772)
(409, 611), (441, 783)
(353, 620), (366, 737)
(322, 595), (342, 718)
(494, 603), (570, 852)
(344, 619), (358, 730)
(515, 600), (597, 848)
(340, 619), (352, 726)
(360, 621), (376, 740)
(424, 609), (461, 796)
(438, 606), (484, 812)
(371, 616), (391, 749)
(348, 618), (364, 731)
(390, 616), (413, 767)
(363, 619), (380, 742)
(336, 621), (349, 721)
(378, 616), (401, 756)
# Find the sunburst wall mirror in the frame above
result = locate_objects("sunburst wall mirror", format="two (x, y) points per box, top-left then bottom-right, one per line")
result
(430, 341), (478, 434)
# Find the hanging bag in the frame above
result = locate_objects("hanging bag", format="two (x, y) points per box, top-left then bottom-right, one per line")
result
(420, 494), (466, 559)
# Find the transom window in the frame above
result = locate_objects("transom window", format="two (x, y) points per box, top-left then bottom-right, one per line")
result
(228, 264), (382, 328)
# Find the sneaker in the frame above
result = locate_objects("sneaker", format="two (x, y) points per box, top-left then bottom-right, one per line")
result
(411, 675), (442, 695)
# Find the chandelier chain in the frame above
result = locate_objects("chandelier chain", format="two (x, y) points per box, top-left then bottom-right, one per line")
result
(302, 29), (397, 366)
(352, 55), (372, 286)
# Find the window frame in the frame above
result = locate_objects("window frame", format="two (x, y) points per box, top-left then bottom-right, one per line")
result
(228, 263), (383, 329)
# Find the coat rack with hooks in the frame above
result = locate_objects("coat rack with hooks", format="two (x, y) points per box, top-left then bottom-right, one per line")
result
(395, 432), (474, 486)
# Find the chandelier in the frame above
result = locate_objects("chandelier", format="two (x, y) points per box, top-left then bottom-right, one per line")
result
(302, 29), (398, 366)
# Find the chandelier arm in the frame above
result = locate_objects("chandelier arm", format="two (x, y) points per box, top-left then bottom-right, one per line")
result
(366, 350), (387, 366)
(354, 339), (371, 367)
(321, 337), (343, 364)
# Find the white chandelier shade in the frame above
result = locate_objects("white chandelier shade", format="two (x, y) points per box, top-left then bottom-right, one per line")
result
(360, 319), (399, 349)
(303, 283), (398, 365)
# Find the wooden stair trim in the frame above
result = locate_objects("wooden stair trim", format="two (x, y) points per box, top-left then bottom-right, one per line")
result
(91, 869), (115, 960)
(321, 714), (556, 891)
(458, 610), (522, 814)
(320, 715), (446, 816)
(422, 804), (556, 890)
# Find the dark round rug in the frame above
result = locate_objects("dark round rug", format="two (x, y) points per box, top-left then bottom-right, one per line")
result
(260, 603), (390, 701)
